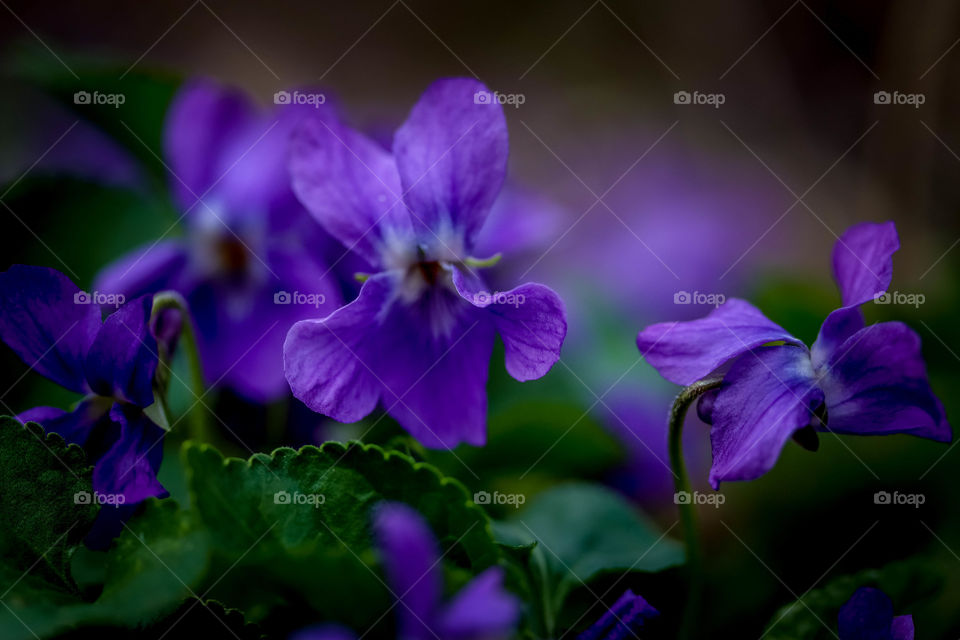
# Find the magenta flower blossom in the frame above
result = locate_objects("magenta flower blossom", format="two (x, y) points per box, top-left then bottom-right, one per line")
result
(578, 590), (659, 640)
(0, 265), (167, 507)
(637, 221), (950, 488)
(284, 78), (566, 448)
(95, 79), (341, 402)
(838, 587), (914, 640)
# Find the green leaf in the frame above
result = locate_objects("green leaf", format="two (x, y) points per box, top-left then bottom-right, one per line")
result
(495, 483), (684, 636)
(763, 559), (943, 640)
(0, 417), (97, 588)
(2, 438), (508, 637)
(0, 498), (210, 639)
(179, 440), (502, 631)
(182, 440), (500, 572)
(97, 499), (210, 623)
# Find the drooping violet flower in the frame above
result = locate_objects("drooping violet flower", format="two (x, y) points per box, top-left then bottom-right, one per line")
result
(637, 221), (950, 489)
(578, 590), (659, 640)
(373, 502), (520, 640)
(838, 587), (914, 640)
(284, 78), (566, 448)
(95, 79), (342, 402)
(0, 266), (168, 522)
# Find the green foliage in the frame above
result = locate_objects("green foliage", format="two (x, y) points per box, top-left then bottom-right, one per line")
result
(494, 483), (684, 637)
(0, 418), (97, 588)
(763, 559), (943, 640)
(183, 440), (500, 572)
(99, 499), (211, 623)
(181, 440), (501, 631)
(0, 431), (509, 638)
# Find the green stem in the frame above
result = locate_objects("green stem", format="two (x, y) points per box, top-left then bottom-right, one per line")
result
(669, 377), (722, 640)
(151, 291), (212, 442)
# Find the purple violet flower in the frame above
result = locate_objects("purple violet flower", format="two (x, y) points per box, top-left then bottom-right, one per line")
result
(373, 502), (520, 640)
(284, 78), (566, 448)
(0, 265), (168, 508)
(95, 79), (342, 402)
(838, 587), (914, 640)
(290, 502), (520, 640)
(637, 221), (950, 489)
(578, 589), (659, 640)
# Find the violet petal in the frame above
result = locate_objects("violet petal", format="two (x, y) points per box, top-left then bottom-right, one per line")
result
(708, 345), (823, 489)
(393, 78), (508, 251)
(637, 298), (802, 386)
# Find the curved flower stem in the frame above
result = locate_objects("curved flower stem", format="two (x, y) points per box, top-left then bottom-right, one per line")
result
(151, 291), (212, 442)
(669, 377), (722, 640)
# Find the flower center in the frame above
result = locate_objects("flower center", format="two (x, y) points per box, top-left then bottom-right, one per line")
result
(217, 236), (250, 276)
(413, 259), (442, 287)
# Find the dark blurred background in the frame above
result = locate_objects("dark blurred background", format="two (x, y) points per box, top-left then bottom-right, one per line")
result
(1, 1), (959, 637)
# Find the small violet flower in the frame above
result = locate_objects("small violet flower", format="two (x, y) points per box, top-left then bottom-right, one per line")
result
(96, 79), (342, 402)
(838, 587), (914, 640)
(284, 78), (566, 448)
(0, 265), (168, 514)
(373, 502), (520, 640)
(578, 589), (659, 640)
(291, 502), (520, 640)
(637, 221), (950, 488)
